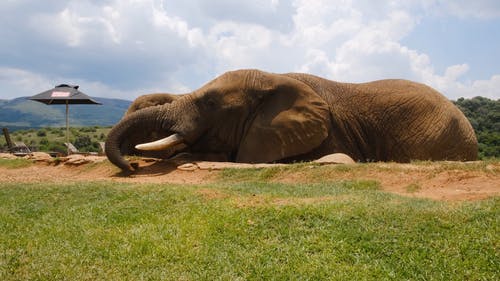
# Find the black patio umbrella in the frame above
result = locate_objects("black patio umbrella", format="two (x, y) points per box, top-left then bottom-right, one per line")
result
(29, 84), (101, 153)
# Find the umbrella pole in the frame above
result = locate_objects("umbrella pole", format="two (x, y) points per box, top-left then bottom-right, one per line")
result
(66, 100), (69, 155)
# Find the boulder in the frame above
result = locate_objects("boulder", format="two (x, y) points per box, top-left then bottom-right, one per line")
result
(0, 153), (18, 159)
(28, 152), (54, 163)
(313, 153), (356, 164)
(63, 154), (107, 166)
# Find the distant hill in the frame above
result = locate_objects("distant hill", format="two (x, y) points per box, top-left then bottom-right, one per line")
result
(0, 97), (131, 129)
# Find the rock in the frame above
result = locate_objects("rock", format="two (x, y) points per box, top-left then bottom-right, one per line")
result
(28, 152), (54, 163)
(63, 155), (89, 165)
(177, 161), (287, 170)
(63, 154), (107, 166)
(177, 163), (199, 171)
(173, 154), (355, 171)
(313, 153), (356, 165)
(82, 155), (107, 163)
(0, 153), (18, 159)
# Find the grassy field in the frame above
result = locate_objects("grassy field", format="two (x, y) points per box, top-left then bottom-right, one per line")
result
(0, 166), (498, 280)
(0, 158), (33, 169)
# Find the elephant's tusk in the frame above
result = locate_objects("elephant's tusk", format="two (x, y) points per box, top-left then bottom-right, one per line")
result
(135, 134), (185, 151)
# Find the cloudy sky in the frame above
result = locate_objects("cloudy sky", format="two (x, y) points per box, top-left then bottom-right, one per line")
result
(1, 0), (499, 101)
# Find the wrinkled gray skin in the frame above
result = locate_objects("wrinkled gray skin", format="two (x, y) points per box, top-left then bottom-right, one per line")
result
(106, 69), (478, 172)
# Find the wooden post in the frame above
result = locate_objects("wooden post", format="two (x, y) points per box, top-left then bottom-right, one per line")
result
(2, 127), (14, 149)
(66, 100), (69, 155)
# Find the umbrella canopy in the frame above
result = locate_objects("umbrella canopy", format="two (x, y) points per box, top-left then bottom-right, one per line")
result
(29, 84), (101, 155)
(29, 84), (101, 105)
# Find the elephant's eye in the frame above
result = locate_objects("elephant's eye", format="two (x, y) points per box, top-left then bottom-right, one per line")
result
(206, 97), (217, 109)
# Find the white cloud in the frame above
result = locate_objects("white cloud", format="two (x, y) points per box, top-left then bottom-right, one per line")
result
(31, 2), (123, 48)
(282, 0), (500, 99)
(0, 67), (135, 99)
(442, 74), (500, 99)
(152, 2), (205, 47)
(444, 64), (469, 81)
(440, 0), (500, 19)
(288, 2), (420, 82)
(0, 67), (53, 97)
(0, 0), (498, 101)
(208, 22), (274, 72)
(468, 75), (500, 98)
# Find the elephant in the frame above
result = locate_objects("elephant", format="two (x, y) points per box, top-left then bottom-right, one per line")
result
(106, 69), (478, 172)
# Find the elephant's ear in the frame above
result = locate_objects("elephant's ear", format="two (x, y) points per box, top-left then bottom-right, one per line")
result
(236, 75), (331, 163)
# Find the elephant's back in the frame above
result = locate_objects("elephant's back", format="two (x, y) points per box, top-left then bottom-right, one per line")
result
(354, 79), (478, 161)
(284, 74), (477, 161)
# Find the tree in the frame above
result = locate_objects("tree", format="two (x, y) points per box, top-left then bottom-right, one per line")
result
(454, 97), (499, 158)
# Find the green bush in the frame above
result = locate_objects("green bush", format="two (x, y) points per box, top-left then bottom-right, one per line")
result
(36, 130), (46, 137)
(74, 135), (91, 148)
(48, 142), (67, 153)
(79, 127), (97, 133)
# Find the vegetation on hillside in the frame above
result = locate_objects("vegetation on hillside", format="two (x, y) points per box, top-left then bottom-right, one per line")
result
(454, 97), (499, 158)
(0, 126), (111, 153)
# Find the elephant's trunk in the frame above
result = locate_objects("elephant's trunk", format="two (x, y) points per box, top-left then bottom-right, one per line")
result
(106, 95), (200, 172)
(105, 106), (168, 172)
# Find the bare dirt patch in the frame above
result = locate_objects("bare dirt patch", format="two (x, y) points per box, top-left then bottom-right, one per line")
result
(0, 155), (498, 201)
(196, 188), (230, 200)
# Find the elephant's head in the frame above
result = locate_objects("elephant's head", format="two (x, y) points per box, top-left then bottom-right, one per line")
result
(105, 69), (331, 172)
(124, 93), (184, 116)
(117, 92), (186, 159)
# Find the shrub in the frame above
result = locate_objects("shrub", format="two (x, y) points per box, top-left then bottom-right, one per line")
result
(74, 135), (91, 148)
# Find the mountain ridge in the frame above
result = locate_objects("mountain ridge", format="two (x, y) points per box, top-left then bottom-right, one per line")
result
(0, 96), (132, 129)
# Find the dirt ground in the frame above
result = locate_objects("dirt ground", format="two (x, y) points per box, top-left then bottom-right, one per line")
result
(0, 153), (498, 202)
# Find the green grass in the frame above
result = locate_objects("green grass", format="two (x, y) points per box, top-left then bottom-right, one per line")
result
(219, 163), (361, 183)
(0, 180), (498, 280)
(219, 160), (499, 184)
(0, 158), (33, 169)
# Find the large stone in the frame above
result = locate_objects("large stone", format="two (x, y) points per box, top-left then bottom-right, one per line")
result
(0, 153), (18, 159)
(175, 154), (356, 171)
(63, 154), (107, 165)
(177, 161), (288, 171)
(28, 152), (54, 163)
(313, 153), (356, 164)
